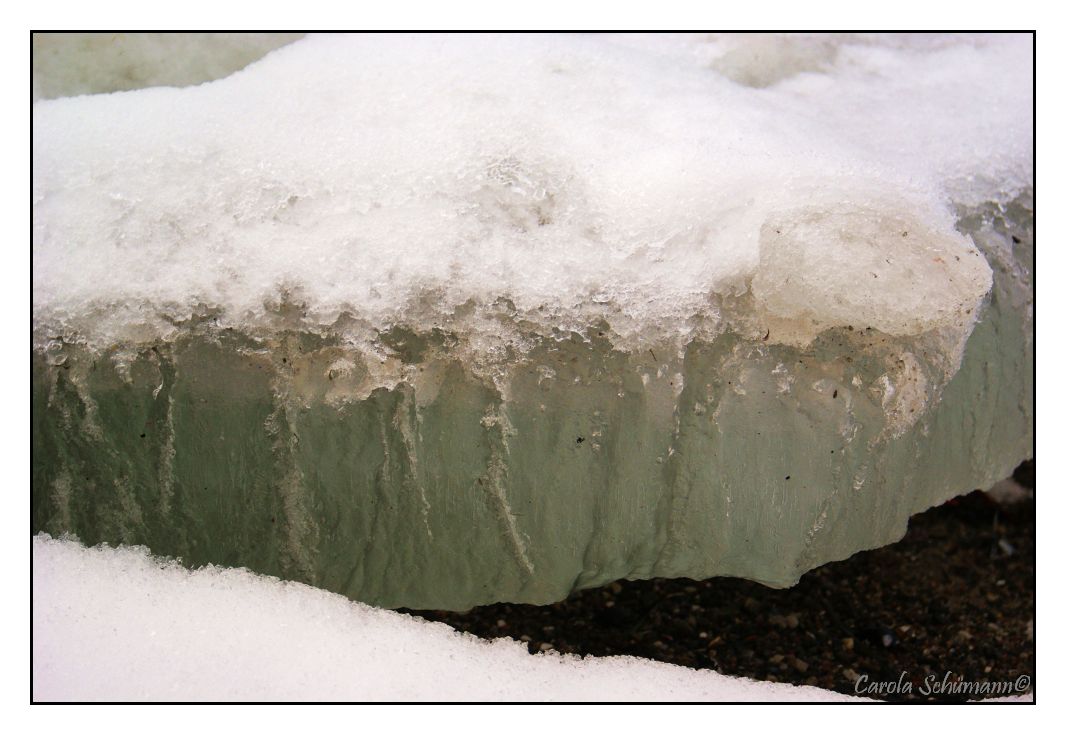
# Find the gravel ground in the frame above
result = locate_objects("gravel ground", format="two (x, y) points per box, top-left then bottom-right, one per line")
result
(410, 461), (1035, 702)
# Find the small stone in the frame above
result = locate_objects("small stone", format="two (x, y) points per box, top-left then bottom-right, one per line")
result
(496, 619), (507, 628)
(842, 668), (860, 683)
(785, 613), (800, 629)
(790, 657), (809, 673)
(880, 627), (898, 648)
(769, 653), (785, 665)
(519, 634), (531, 642)
(842, 637), (854, 651)
(698, 631), (708, 639)
(538, 642), (554, 652)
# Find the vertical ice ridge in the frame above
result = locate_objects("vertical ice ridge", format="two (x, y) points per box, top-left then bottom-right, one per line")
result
(266, 352), (319, 582)
(151, 348), (176, 517)
(68, 362), (103, 441)
(479, 403), (535, 577)
(111, 475), (144, 545)
(158, 392), (176, 517)
(394, 387), (432, 541)
(49, 471), (73, 536)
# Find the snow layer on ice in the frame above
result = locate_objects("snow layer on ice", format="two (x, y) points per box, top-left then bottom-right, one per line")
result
(32, 34), (1030, 355)
(32, 535), (857, 701)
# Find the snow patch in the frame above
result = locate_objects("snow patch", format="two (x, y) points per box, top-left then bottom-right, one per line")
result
(33, 535), (857, 701)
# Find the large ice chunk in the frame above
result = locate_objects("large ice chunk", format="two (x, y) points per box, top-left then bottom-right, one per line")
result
(31, 34), (1033, 610)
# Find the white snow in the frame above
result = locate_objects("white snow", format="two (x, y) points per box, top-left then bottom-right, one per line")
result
(32, 534), (857, 702)
(32, 33), (1030, 362)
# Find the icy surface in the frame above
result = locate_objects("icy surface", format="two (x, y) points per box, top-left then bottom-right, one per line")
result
(32, 33), (305, 100)
(33, 33), (1031, 365)
(32, 535), (856, 702)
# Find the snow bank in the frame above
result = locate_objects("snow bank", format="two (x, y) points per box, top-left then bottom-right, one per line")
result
(32, 534), (856, 702)
(33, 33), (1031, 362)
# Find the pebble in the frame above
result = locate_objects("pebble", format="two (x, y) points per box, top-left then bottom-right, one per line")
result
(789, 656), (810, 673)
(880, 627), (898, 648)
(842, 668), (860, 683)
(766, 613), (799, 629)
(842, 637), (854, 651)
(539, 642), (554, 652)
(496, 619), (507, 628)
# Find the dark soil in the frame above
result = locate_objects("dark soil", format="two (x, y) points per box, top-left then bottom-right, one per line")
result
(410, 460), (1035, 702)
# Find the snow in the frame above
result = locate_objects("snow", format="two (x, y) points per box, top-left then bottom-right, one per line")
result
(32, 33), (1031, 365)
(32, 534), (857, 702)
